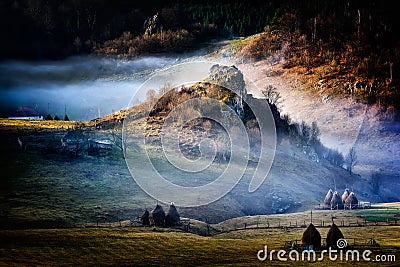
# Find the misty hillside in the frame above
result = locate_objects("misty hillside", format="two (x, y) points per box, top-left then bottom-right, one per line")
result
(212, 32), (399, 202)
(93, 64), (382, 221)
(1, 0), (399, 227)
(0, 61), (397, 229)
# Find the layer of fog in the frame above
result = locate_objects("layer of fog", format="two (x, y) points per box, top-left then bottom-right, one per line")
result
(0, 55), (183, 120)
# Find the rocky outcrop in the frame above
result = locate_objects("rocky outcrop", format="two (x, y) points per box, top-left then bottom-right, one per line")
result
(208, 64), (247, 118)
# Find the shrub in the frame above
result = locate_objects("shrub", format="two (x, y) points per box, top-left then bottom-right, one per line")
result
(96, 29), (192, 57)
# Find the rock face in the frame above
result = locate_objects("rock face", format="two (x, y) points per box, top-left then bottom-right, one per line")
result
(208, 64), (247, 118)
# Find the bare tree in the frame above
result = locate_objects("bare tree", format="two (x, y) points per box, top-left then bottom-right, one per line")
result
(64, 125), (87, 157)
(109, 127), (131, 159)
(346, 147), (358, 175)
(110, 128), (123, 150)
(146, 89), (157, 101)
(109, 122), (140, 159)
(309, 121), (320, 145)
(326, 148), (344, 167)
(262, 85), (281, 107)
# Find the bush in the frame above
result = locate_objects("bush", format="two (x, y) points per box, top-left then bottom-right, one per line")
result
(96, 29), (192, 57)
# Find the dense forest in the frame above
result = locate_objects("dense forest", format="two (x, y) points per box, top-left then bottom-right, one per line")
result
(1, 0), (399, 60)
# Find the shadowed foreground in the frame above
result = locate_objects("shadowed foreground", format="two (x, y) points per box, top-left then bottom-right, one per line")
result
(0, 226), (398, 266)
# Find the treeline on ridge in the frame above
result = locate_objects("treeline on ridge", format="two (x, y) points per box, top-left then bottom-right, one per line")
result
(1, 0), (399, 61)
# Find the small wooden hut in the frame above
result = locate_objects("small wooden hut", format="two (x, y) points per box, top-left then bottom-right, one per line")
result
(301, 223), (321, 250)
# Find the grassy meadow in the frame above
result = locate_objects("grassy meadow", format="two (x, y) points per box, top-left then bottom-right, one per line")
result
(0, 225), (399, 266)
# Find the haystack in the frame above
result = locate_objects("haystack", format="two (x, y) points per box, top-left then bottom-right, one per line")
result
(326, 223), (344, 249)
(301, 223), (321, 250)
(330, 191), (342, 210)
(141, 209), (150, 226)
(341, 188), (350, 203)
(165, 203), (180, 227)
(149, 204), (165, 227)
(344, 192), (358, 209)
(323, 189), (333, 209)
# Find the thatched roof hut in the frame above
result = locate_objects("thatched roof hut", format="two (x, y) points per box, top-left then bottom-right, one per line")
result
(149, 204), (165, 227)
(330, 191), (342, 210)
(326, 223), (344, 249)
(341, 188), (350, 203)
(323, 189), (333, 209)
(165, 203), (180, 227)
(301, 223), (321, 250)
(141, 209), (150, 226)
(344, 192), (358, 209)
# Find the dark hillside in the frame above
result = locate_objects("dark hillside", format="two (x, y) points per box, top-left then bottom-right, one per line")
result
(2, 1), (398, 62)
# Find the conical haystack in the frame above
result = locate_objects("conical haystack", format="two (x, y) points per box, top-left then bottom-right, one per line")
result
(323, 189), (333, 209)
(149, 204), (165, 227)
(141, 209), (150, 226)
(302, 223), (321, 250)
(326, 223), (344, 249)
(341, 188), (350, 203)
(165, 203), (180, 227)
(344, 192), (358, 209)
(330, 191), (342, 210)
